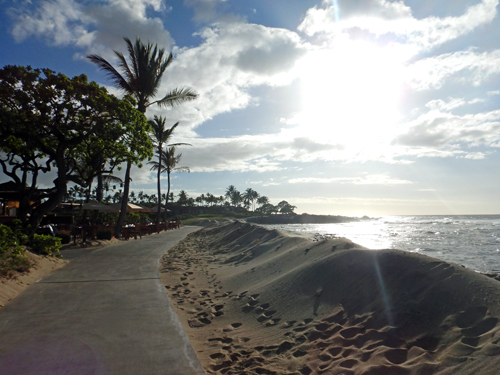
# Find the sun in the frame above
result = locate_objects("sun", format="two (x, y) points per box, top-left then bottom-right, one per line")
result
(294, 40), (406, 147)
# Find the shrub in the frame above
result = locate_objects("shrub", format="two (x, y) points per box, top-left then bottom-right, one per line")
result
(30, 234), (61, 256)
(96, 230), (113, 240)
(0, 224), (31, 278)
(56, 230), (71, 244)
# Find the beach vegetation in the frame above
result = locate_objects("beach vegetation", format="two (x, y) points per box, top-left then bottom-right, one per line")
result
(29, 234), (61, 257)
(256, 203), (279, 215)
(0, 224), (31, 278)
(87, 37), (197, 237)
(0, 65), (152, 234)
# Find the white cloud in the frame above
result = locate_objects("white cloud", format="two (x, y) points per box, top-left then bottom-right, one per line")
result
(393, 109), (500, 149)
(155, 22), (308, 132)
(425, 97), (484, 111)
(408, 49), (500, 90)
(10, 0), (174, 58)
(11, 0), (88, 45)
(289, 174), (412, 185)
(299, 0), (498, 52)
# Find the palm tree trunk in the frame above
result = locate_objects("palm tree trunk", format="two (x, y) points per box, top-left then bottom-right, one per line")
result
(156, 157), (162, 225)
(164, 171), (171, 221)
(115, 161), (131, 237)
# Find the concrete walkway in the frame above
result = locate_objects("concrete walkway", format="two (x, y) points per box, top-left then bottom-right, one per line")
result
(0, 226), (205, 375)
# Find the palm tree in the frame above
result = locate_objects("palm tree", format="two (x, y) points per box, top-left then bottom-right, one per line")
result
(149, 116), (190, 224)
(87, 37), (197, 236)
(225, 185), (237, 204)
(148, 146), (189, 220)
(177, 190), (189, 206)
(243, 188), (260, 211)
(257, 195), (269, 208)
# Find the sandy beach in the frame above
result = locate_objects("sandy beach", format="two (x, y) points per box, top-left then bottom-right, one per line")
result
(160, 221), (500, 375)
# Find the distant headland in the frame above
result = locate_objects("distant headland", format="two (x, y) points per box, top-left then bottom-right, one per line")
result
(246, 213), (372, 225)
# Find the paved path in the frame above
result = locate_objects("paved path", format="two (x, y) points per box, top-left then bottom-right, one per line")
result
(0, 227), (205, 375)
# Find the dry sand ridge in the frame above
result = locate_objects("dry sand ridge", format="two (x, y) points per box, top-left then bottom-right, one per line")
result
(161, 220), (500, 375)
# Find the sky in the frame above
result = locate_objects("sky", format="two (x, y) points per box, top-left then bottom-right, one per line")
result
(1, 0), (500, 216)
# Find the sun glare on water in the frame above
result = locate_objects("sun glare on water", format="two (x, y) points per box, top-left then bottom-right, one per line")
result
(295, 41), (406, 147)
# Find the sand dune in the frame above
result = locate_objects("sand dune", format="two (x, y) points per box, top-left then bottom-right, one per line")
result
(160, 221), (500, 375)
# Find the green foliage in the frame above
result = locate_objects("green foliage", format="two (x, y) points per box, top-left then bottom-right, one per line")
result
(29, 235), (61, 256)
(0, 65), (153, 231)
(125, 212), (151, 224)
(0, 224), (31, 278)
(96, 230), (113, 240)
(56, 230), (71, 244)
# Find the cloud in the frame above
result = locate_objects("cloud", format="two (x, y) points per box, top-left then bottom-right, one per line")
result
(289, 174), (413, 185)
(177, 136), (284, 172)
(408, 49), (500, 91)
(298, 0), (498, 52)
(10, 0), (174, 57)
(153, 22), (308, 132)
(425, 97), (484, 112)
(393, 109), (500, 149)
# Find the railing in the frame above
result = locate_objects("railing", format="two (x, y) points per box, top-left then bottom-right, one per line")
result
(63, 220), (181, 243)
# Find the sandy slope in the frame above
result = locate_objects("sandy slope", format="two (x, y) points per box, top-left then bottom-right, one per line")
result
(160, 221), (500, 375)
(0, 251), (68, 307)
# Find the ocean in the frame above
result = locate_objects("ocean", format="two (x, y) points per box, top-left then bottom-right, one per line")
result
(262, 215), (500, 275)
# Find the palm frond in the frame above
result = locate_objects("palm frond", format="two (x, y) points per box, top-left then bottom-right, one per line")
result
(154, 88), (198, 108)
(102, 175), (123, 184)
(86, 54), (131, 92)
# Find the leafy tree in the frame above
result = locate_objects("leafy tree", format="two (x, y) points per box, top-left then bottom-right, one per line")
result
(277, 200), (296, 214)
(87, 37), (197, 234)
(148, 146), (189, 219)
(256, 203), (278, 215)
(0, 65), (151, 233)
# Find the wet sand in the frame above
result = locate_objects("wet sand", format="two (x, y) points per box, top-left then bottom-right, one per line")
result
(160, 221), (500, 375)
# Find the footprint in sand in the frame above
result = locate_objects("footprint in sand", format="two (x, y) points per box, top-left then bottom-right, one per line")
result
(384, 348), (408, 365)
(462, 317), (498, 337)
(455, 307), (488, 328)
(260, 303), (270, 310)
(265, 318), (281, 327)
(188, 317), (212, 327)
(409, 335), (440, 352)
(257, 314), (270, 323)
(339, 358), (358, 369)
(339, 326), (365, 339)
(292, 349), (308, 358)
(209, 352), (226, 360)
